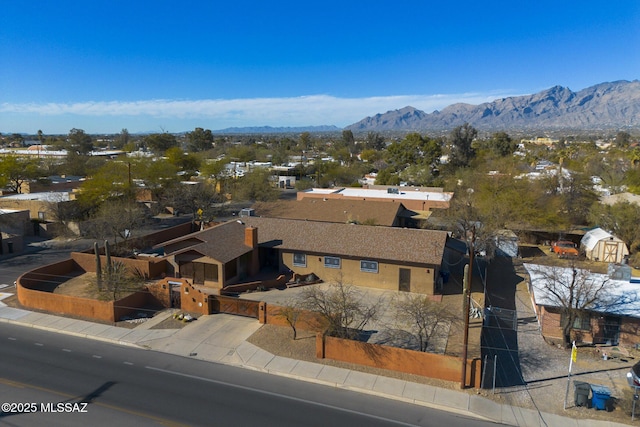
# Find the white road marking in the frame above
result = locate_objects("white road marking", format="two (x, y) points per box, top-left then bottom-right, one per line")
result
(92, 355), (102, 359)
(62, 349), (72, 352)
(145, 366), (419, 427)
(123, 362), (134, 365)
(34, 343), (43, 346)
(8, 337), (16, 341)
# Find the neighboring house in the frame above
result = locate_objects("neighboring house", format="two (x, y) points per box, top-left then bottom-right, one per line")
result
(22, 175), (85, 194)
(580, 227), (629, 264)
(0, 208), (30, 256)
(297, 186), (453, 212)
(0, 191), (74, 222)
(526, 263), (640, 347)
(251, 198), (422, 227)
(0, 208), (32, 236)
(159, 217), (449, 295)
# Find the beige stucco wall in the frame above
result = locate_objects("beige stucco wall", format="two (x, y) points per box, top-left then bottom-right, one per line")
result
(280, 250), (437, 295)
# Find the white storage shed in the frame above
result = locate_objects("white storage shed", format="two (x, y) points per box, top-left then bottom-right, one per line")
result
(580, 227), (629, 263)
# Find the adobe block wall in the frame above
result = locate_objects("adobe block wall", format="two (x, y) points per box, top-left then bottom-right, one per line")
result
(147, 279), (172, 307)
(319, 334), (481, 388)
(71, 252), (168, 279)
(17, 281), (116, 322)
(113, 291), (158, 321)
(180, 282), (212, 316)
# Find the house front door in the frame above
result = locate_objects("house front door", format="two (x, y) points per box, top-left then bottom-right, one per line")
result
(399, 268), (411, 292)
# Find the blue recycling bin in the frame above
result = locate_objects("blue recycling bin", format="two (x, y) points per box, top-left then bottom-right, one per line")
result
(590, 384), (611, 410)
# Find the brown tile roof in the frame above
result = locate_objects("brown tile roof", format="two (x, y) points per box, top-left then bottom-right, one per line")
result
(242, 217), (447, 266)
(161, 220), (252, 263)
(251, 199), (405, 226)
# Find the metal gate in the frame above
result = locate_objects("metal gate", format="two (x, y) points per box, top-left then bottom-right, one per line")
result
(210, 295), (259, 318)
(170, 284), (181, 308)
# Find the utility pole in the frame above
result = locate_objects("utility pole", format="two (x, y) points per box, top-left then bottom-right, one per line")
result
(460, 226), (475, 389)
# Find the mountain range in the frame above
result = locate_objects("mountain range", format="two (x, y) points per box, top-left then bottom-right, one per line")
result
(346, 80), (640, 132)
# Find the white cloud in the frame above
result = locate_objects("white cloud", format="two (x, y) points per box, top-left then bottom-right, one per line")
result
(0, 91), (519, 130)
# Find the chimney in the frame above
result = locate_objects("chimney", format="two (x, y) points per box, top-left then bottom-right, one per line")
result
(245, 226), (258, 248)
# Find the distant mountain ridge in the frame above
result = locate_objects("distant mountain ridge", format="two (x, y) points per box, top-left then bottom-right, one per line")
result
(212, 125), (340, 134)
(346, 80), (640, 131)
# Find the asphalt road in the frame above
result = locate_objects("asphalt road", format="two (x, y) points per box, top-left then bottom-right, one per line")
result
(0, 323), (499, 427)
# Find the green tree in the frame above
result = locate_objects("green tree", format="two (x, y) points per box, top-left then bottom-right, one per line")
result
(77, 162), (132, 210)
(365, 132), (385, 151)
(588, 201), (640, 252)
(386, 133), (441, 171)
(0, 155), (39, 193)
(614, 131), (631, 147)
(299, 132), (311, 151)
(162, 181), (221, 221)
(186, 127), (214, 152)
(144, 132), (178, 154)
(233, 169), (278, 202)
(487, 131), (516, 157)
(200, 158), (230, 194)
(165, 147), (201, 177)
(448, 123), (477, 168)
(374, 167), (400, 185)
(342, 130), (355, 146)
(68, 128), (94, 154)
(114, 129), (130, 149)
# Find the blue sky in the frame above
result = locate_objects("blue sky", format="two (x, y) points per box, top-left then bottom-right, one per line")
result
(1, 1), (638, 134)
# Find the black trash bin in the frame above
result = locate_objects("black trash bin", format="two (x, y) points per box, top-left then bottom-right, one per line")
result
(574, 380), (591, 407)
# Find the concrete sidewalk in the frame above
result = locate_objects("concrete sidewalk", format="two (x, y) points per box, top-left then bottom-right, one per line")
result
(0, 301), (629, 427)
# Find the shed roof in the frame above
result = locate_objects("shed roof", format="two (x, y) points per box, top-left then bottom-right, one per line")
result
(581, 227), (624, 251)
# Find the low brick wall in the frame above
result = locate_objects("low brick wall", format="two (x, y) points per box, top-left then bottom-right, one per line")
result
(17, 258), (164, 323)
(220, 275), (288, 295)
(71, 252), (168, 279)
(318, 334), (482, 388)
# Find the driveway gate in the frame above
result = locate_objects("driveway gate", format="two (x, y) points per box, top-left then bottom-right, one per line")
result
(209, 295), (259, 318)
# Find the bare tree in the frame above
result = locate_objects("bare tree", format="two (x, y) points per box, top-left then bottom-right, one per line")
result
(276, 298), (303, 340)
(98, 260), (146, 301)
(392, 293), (459, 352)
(89, 199), (147, 255)
(300, 279), (382, 339)
(527, 262), (638, 347)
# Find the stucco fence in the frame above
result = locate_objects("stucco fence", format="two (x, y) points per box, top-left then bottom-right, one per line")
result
(260, 302), (482, 388)
(16, 252), (169, 323)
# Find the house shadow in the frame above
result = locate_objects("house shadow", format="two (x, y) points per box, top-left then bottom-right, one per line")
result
(481, 256), (526, 388)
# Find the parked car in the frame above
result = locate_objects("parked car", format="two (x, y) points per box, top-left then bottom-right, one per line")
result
(551, 240), (579, 258)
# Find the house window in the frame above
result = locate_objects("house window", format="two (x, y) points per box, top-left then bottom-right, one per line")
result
(561, 312), (590, 330)
(324, 256), (341, 269)
(360, 260), (378, 273)
(293, 252), (306, 267)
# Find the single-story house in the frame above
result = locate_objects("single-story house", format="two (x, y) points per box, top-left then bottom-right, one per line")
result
(159, 217), (449, 295)
(251, 198), (422, 228)
(526, 263), (640, 347)
(580, 227), (629, 264)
